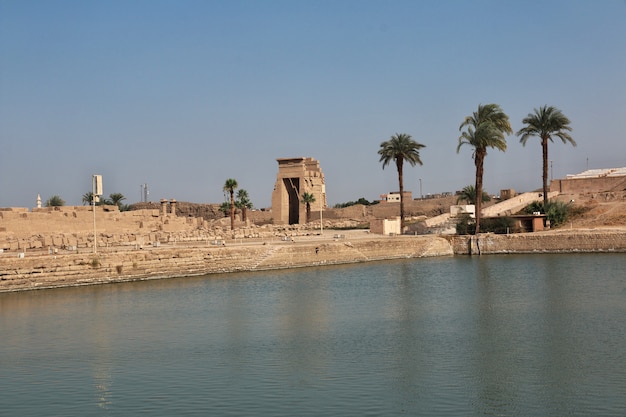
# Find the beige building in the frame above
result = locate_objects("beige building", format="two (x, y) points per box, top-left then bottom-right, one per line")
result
(379, 191), (412, 203)
(370, 217), (401, 235)
(551, 168), (626, 194)
(271, 157), (327, 225)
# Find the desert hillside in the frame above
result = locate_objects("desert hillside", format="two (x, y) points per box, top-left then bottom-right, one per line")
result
(553, 191), (626, 228)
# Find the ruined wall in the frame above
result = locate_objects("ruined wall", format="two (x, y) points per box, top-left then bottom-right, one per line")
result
(131, 201), (225, 221)
(0, 205), (211, 251)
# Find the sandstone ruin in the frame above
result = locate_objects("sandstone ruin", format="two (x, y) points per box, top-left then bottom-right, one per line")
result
(271, 157), (327, 225)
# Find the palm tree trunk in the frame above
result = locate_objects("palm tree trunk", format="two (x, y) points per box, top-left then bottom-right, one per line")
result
(230, 191), (235, 230)
(396, 158), (405, 231)
(474, 150), (485, 234)
(542, 136), (549, 209)
(306, 203), (311, 223)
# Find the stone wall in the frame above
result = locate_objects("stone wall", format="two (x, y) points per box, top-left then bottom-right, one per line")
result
(551, 176), (626, 194)
(0, 205), (213, 251)
(0, 236), (453, 292)
(451, 231), (626, 255)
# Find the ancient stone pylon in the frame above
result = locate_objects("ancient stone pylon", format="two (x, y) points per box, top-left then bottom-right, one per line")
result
(271, 157), (327, 225)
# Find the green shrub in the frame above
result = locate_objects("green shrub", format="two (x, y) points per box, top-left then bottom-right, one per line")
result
(45, 195), (65, 207)
(523, 200), (572, 227)
(455, 214), (475, 235)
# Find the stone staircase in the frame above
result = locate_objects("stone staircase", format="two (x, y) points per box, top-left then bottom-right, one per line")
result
(481, 191), (559, 217)
(250, 245), (281, 269)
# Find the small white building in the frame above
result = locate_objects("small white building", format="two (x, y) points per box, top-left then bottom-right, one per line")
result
(370, 217), (402, 235)
(379, 191), (412, 203)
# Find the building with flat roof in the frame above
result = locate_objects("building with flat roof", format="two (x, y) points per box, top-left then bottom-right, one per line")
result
(551, 168), (626, 193)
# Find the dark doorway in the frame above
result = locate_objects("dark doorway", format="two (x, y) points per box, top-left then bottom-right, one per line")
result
(283, 178), (300, 224)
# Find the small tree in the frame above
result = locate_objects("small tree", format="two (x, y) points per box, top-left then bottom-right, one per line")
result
(301, 192), (316, 223)
(235, 189), (253, 222)
(456, 185), (491, 205)
(109, 193), (126, 207)
(45, 195), (65, 207)
(219, 202), (231, 217)
(82, 192), (94, 205)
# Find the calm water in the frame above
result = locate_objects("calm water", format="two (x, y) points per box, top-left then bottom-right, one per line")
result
(1, 254), (625, 416)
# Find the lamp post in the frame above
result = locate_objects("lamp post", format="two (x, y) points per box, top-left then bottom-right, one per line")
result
(92, 175), (103, 253)
(419, 178), (423, 199)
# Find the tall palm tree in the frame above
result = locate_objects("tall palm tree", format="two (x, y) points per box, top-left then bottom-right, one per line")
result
(235, 189), (252, 222)
(378, 133), (425, 230)
(456, 185), (491, 205)
(223, 178), (238, 230)
(301, 192), (316, 223)
(516, 105), (575, 209)
(458, 104), (512, 234)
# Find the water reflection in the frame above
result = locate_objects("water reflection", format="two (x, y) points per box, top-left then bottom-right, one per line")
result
(1, 254), (625, 416)
(89, 290), (114, 412)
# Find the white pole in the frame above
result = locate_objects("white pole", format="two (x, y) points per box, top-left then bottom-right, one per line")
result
(92, 176), (97, 254)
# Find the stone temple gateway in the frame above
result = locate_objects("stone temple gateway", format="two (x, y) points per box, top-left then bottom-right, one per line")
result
(271, 157), (327, 225)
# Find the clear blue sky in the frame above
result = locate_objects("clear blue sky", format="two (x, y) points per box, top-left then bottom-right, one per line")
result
(1, 0), (625, 208)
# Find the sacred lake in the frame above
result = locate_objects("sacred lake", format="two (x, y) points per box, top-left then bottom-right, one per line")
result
(1, 253), (625, 416)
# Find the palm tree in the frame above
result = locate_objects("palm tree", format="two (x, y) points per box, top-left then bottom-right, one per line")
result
(235, 189), (253, 222)
(456, 185), (491, 205)
(82, 192), (94, 205)
(219, 202), (231, 217)
(223, 178), (238, 230)
(516, 105), (575, 209)
(109, 193), (126, 208)
(458, 104), (512, 234)
(301, 192), (316, 223)
(378, 133), (425, 230)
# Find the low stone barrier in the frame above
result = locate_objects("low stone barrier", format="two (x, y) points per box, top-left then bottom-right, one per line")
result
(0, 236), (453, 292)
(451, 231), (626, 255)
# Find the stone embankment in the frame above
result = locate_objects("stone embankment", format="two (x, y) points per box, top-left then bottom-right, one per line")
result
(3, 199), (626, 293)
(450, 229), (626, 255)
(0, 235), (453, 292)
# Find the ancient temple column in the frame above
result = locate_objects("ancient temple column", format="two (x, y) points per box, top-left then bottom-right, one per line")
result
(170, 199), (177, 216)
(160, 199), (168, 216)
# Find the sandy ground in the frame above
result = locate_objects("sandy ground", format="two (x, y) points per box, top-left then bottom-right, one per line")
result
(551, 191), (626, 231)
